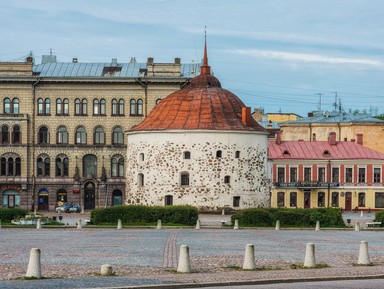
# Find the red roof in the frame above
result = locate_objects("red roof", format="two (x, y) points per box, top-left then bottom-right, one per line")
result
(268, 140), (384, 160)
(129, 40), (265, 133)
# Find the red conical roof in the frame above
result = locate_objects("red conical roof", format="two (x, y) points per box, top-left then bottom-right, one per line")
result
(130, 39), (265, 132)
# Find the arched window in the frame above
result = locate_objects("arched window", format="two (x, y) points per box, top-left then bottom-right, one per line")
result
(38, 98), (44, 114)
(224, 175), (231, 184)
(75, 98), (81, 115)
(56, 156), (69, 177)
(93, 99), (99, 115)
(94, 126), (105, 144)
(12, 98), (19, 114)
(4, 98), (11, 113)
(139, 153), (144, 162)
(138, 173), (144, 186)
(130, 99), (136, 115)
(183, 151), (191, 159)
(156, 98), (162, 105)
(75, 127), (86, 144)
(83, 155), (97, 177)
(119, 99), (124, 115)
(37, 155), (50, 176)
(180, 172), (190, 186)
(112, 99), (118, 115)
(277, 192), (285, 207)
(0, 156), (21, 176)
(45, 98), (50, 114)
(57, 126), (68, 144)
(1, 125), (9, 144)
(12, 125), (21, 144)
(111, 155), (124, 177)
(137, 99), (143, 115)
(63, 98), (69, 114)
(216, 150), (222, 158)
(81, 99), (87, 115)
(290, 192), (297, 207)
(56, 98), (62, 114)
(112, 126), (123, 144)
(100, 99), (106, 115)
(38, 126), (49, 144)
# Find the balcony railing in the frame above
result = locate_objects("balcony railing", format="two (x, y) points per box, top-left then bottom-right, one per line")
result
(274, 181), (340, 188)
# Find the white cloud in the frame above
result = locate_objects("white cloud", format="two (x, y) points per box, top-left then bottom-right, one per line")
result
(234, 49), (384, 67)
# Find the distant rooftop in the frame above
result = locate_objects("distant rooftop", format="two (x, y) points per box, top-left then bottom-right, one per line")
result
(282, 110), (384, 124)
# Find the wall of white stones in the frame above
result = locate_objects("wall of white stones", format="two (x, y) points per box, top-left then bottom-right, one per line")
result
(126, 130), (270, 210)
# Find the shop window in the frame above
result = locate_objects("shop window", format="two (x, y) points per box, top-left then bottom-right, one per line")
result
(358, 192), (365, 207)
(290, 192), (297, 207)
(318, 192), (325, 207)
(332, 192), (339, 207)
(277, 192), (285, 207)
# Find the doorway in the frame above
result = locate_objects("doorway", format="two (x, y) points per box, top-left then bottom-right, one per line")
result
(345, 192), (352, 211)
(38, 189), (49, 211)
(84, 182), (95, 210)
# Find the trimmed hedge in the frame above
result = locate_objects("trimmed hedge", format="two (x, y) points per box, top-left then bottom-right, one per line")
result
(0, 208), (28, 222)
(374, 210), (384, 226)
(90, 205), (198, 226)
(231, 207), (345, 227)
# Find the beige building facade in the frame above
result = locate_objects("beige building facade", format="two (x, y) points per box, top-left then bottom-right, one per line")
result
(0, 55), (198, 211)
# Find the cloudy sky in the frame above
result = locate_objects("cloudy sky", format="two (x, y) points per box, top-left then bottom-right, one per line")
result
(2, 0), (384, 116)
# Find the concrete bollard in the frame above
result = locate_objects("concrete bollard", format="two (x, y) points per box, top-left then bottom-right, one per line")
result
(222, 209), (225, 216)
(315, 220), (320, 231)
(77, 219), (82, 229)
(304, 243), (316, 267)
(36, 219), (41, 230)
(26, 248), (42, 278)
(100, 264), (114, 276)
(157, 219), (162, 230)
(117, 219), (122, 230)
(355, 222), (360, 232)
(242, 244), (256, 270)
(358, 241), (371, 265)
(360, 210), (364, 217)
(195, 219), (201, 230)
(275, 220), (280, 231)
(234, 219), (239, 230)
(177, 245), (191, 273)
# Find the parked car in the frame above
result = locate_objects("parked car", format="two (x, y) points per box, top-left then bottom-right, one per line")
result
(56, 203), (81, 213)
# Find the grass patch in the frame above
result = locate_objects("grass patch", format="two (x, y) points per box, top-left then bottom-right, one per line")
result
(224, 265), (282, 271)
(290, 263), (329, 269)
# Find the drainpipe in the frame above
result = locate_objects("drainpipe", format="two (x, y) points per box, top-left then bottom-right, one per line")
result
(327, 160), (331, 207)
(31, 77), (41, 212)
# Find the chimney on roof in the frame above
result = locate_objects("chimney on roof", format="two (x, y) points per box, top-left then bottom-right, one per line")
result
(328, 132), (337, 145)
(72, 58), (78, 63)
(344, 137), (347, 141)
(276, 131), (282, 145)
(351, 139), (355, 143)
(147, 57), (154, 65)
(174, 57), (181, 64)
(111, 58), (118, 67)
(130, 57), (137, 64)
(356, 134), (363, 145)
(241, 107), (252, 127)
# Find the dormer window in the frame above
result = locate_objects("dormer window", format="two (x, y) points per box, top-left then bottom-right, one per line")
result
(283, 150), (290, 156)
(323, 150), (330, 156)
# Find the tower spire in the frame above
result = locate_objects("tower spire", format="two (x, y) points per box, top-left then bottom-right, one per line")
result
(201, 26), (211, 75)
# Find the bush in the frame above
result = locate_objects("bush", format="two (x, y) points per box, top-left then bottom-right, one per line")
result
(232, 207), (344, 227)
(0, 208), (28, 222)
(90, 205), (198, 226)
(374, 210), (384, 226)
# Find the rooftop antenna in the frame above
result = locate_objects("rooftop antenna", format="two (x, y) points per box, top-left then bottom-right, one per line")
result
(338, 99), (342, 114)
(333, 92), (338, 111)
(50, 48), (52, 55)
(315, 93), (323, 111)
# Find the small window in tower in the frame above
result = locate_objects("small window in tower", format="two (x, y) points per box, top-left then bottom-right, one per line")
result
(183, 151), (191, 159)
(216, 150), (222, 158)
(233, 196), (240, 207)
(139, 153), (144, 162)
(180, 172), (190, 186)
(235, 151), (240, 158)
(138, 173), (144, 187)
(224, 175), (230, 184)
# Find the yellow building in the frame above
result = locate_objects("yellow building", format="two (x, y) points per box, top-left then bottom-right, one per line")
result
(269, 132), (384, 211)
(0, 54), (198, 211)
(279, 110), (384, 154)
